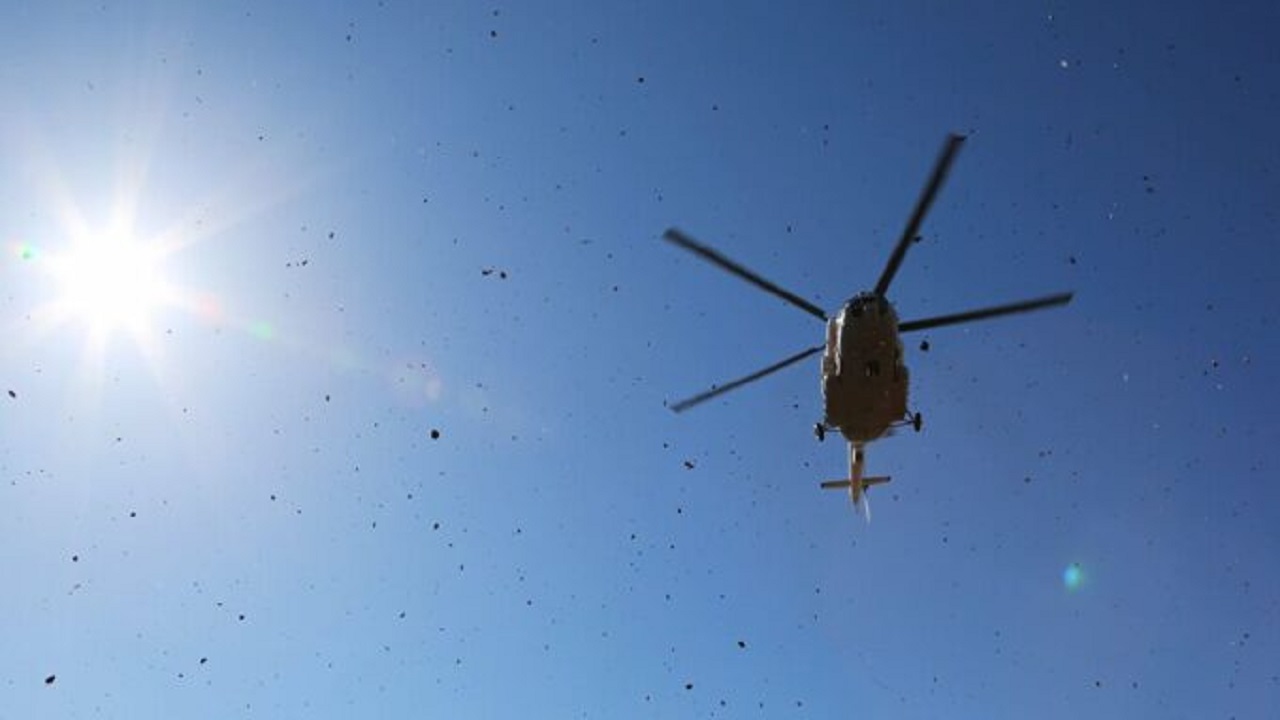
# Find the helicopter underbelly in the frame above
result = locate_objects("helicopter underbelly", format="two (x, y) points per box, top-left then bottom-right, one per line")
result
(822, 306), (908, 442)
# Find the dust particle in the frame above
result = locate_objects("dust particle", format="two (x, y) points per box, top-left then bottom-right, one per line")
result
(44, 674), (55, 685)
(430, 429), (441, 440)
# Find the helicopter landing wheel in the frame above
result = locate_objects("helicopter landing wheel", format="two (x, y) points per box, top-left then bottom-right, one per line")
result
(912, 412), (923, 433)
(814, 423), (826, 442)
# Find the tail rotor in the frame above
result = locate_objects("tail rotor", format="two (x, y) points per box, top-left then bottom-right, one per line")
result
(821, 476), (890, 520)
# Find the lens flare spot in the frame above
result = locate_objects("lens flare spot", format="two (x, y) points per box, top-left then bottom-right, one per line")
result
(17, 242), (38, 261)
(194, 293), (224, 324)
(1063, 562), (1084, 590)
(249, 320), (275, 341)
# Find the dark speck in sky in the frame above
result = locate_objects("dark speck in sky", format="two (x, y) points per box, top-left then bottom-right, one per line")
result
(430, 429), (441, 439)
(44, 675), (55, 685)
(920, 340), (930, 352)
(6, 389), (14, 398)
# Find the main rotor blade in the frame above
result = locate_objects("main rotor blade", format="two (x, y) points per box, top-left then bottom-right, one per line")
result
(897, 292), (1074, 333)
(663, 228), (827, 321)
(669, 345), (823, 413)
(873, 133), (966, 297)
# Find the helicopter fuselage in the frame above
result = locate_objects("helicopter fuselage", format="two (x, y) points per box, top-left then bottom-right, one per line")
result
(822, 292), (908, 443)
(664, 133), (1074, 512)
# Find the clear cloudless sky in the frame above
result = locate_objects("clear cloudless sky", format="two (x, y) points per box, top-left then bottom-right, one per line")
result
(2, 1), (1277, 717)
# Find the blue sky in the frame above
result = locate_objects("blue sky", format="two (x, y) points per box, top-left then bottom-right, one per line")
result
(1, 1), (1277, 717)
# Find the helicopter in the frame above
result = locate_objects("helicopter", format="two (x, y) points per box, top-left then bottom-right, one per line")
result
(664, 133), (1073, 518)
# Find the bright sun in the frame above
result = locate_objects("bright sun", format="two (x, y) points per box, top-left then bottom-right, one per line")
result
(46, 233), (171, 339)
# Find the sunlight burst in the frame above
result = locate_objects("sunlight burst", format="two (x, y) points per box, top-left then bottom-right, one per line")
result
(47, 231), (171, 338)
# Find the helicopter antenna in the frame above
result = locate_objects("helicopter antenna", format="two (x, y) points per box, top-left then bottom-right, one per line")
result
(873, 133), (966, 297)
(663, 228), (828, 321)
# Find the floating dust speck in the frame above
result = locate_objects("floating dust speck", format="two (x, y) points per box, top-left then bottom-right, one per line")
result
(45, 674), (56, 685)
(6, 390), (15, 399)
(430, 429), (441, 440)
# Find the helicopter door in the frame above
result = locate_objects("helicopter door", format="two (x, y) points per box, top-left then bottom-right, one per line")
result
(823, 317), (842, 376)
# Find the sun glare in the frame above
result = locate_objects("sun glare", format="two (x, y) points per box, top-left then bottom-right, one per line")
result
(47, 233), (170, 338)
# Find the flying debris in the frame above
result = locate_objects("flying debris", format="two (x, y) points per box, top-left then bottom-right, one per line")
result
(664, 134), (1073, 517)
